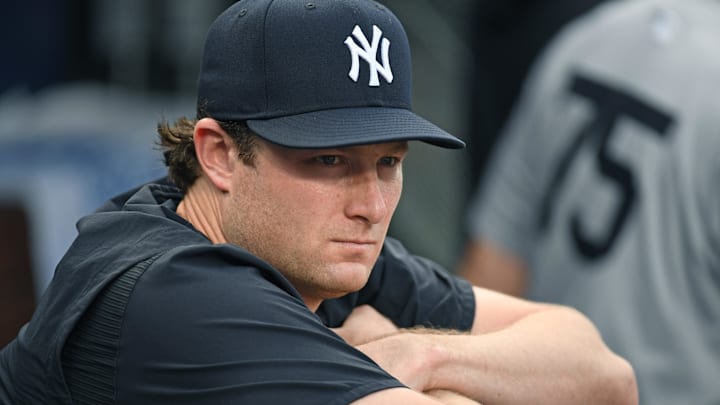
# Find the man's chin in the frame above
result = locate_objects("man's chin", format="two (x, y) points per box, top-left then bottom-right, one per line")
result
(323, 262), (374, 294)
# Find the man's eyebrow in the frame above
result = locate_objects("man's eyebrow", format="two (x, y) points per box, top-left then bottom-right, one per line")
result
(387, 142), (409, 153)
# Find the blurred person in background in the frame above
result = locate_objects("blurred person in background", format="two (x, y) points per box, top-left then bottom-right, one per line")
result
(459, 0), (720, 403)
(464, 0), (606, 187)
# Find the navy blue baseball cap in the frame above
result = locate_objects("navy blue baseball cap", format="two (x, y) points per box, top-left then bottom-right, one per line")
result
(197, 0), (465, 149)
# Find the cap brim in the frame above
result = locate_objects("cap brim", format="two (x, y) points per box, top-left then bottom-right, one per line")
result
(246, 107), (465, 149)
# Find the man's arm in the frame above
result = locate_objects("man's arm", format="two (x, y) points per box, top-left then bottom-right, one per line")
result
(335, 291), (638, 405)
(351, 387), (481, 405)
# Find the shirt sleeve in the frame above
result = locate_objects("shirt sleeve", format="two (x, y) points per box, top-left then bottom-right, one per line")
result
(116, 245), (404, 405)
(318, 237), (476, 331)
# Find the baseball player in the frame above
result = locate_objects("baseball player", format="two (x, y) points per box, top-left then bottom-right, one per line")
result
(460, 0), (720, 403)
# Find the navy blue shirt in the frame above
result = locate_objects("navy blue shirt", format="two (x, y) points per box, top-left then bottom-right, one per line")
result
(0, 178), (475, 404)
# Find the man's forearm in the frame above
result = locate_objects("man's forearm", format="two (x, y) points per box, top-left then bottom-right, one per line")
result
(363, 307), (637, 405)
(455, 307), (634, 403)
(425, 389), (483, 405)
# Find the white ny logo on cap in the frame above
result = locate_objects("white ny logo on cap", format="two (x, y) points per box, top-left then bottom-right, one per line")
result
(344, 25), (393, 87)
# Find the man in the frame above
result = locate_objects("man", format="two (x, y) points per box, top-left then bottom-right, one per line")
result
(0, 1), (636, 404)
(459, 0), (720, 404)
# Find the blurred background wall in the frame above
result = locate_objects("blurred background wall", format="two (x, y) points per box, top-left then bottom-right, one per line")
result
(0, 0), (604, 346)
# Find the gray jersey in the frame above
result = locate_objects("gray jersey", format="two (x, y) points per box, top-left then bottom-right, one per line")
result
(467, 1), (720, 403)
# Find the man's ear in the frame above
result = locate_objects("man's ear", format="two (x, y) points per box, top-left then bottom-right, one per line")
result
(193, 118), (236, 192)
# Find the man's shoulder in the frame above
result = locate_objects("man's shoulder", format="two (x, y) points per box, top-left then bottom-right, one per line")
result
(112, 245), (403, 404)
(132, 243), (305, 314)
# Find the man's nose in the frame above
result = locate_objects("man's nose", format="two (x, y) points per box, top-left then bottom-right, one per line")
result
(345, 171), (387, 224)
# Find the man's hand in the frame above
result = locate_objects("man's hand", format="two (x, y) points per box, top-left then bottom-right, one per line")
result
(331, 304), (398, 346)
(331, 305), (446, 392)
(356, 332), (439, 392)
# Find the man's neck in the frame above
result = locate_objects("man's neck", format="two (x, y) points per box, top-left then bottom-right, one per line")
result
(177, 178), (324, 312)
(176, 178), (226, 244)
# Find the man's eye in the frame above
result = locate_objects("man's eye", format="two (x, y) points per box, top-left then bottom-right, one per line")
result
(379, 157), (399, 167)
(316, 155), (340, 165)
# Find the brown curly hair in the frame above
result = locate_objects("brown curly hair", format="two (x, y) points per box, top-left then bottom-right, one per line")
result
(156, 112), (259, 192)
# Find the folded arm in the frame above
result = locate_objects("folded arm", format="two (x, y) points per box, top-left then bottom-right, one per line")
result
(335, 288), (638, 405)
